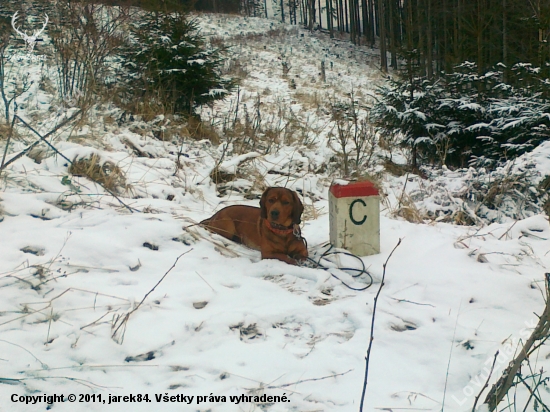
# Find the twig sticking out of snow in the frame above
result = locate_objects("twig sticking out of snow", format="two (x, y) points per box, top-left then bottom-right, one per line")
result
(359, 238), (402, 412)
(472, 350), (499, 412)
(111, 249), (192, 344)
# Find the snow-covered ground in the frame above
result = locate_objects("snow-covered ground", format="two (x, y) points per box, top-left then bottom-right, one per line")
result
(1, 9), (550, 412)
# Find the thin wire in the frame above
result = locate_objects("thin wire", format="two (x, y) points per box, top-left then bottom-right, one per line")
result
(304, 242), (373, 291)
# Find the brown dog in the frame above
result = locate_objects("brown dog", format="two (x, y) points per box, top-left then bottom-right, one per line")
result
(200, 187), (308, 265)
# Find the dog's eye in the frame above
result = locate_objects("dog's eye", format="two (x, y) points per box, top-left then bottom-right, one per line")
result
(268, 199), (275, 203)
(282, 201), (290, 205)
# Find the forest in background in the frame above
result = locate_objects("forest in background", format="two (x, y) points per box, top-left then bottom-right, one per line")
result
(7, 0), (547, 83)
(192, 0), (550, 79)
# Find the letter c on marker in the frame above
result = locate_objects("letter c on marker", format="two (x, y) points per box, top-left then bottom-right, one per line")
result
(349, 199), (367, 225)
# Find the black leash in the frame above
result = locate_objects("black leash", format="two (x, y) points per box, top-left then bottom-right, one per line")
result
(302, 242), (373, 291)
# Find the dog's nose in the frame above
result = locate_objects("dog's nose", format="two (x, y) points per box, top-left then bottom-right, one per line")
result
(270, 209), (280, 219)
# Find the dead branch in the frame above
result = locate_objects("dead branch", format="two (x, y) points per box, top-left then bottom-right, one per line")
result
(484, 273), (550, 410)
(0, 109), (82, 171)
(14, 115), (72, 164)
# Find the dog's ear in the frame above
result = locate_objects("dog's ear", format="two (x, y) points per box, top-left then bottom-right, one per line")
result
(260, 188), (271, 219)
(291, 190), (304, 224)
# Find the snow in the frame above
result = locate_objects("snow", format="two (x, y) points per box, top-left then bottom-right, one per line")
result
(0, 5), (550, 412)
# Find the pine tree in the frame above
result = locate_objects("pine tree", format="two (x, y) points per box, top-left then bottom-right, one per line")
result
(372, 62), (550, 168)
(122, 11), (233, 114)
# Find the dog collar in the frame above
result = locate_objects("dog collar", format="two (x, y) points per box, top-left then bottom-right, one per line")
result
(265, 220), (301, 238)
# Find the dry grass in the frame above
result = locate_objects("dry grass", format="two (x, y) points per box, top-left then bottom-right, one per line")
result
(69, 154), (126, 193)
(228, 28), (290, 44)
(26, 146), (49, 164)
(214, 158), (267, 198)
(543, 176), (550, 219)
(210, 166), (236, 184)
(223, 58), (249, 80)
(293, 91), (322, 110)
(540, 175), (550, 192)
(393, 193), (424, 223)
(38, 76), (56, 96)
(0, 122), (15, 141)
(209, 36), (226, 49)
(383, 158), (409, 177)
(126, 99), (170, 123)
(450, 209), (479, 226)
(302, 203), (322, 221)
(186, 116), (220, 144)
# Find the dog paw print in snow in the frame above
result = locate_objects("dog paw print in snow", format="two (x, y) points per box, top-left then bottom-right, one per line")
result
(390, 319), (418, 332)
(172, 231), (198, 246)
(230, 322), (264, 341)
(143, 242), (159, 251)
(20, 246), (45, 256)
(125, 350), (157, 362)
(193, 301), (208, 309)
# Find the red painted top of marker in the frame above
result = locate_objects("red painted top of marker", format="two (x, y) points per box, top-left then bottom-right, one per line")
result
(329, 180), (379, 198)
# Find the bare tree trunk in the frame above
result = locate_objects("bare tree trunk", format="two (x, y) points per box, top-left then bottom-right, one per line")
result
(355, 0), (361, 42)
(426, 0), (433, 78)
(368, 0), (375, 46)
(406, 0), (414, 97)
(308, 0), (315, 30)
(454, 0), (460, 64)
(443, 0), (450, 72)
(417, 0), (425, 76)
(502, 0), (507, 81)
(328, 0), (335, 37)
(378, 0), (388, 71)
(338, 0), (344, 33)
(350, 0), (356, 42)
(389, 0), (397, 68)
(477, 0), (483, 74)
(344, 0), (349, 33)
(362, 0), (369, 40)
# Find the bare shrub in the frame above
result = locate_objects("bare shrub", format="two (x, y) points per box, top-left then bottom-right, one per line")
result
(49, 3), (130, 105)
(328, 92), (379, 177)
(0, 48), (32, 123)
(222, 58), (249, 80)
(393, 194), (424, 223)
(383, 159), (409, 177)
(187, 115), (220, 143)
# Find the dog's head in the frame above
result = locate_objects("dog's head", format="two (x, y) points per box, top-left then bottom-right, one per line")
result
(260, 187), (303, 227)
